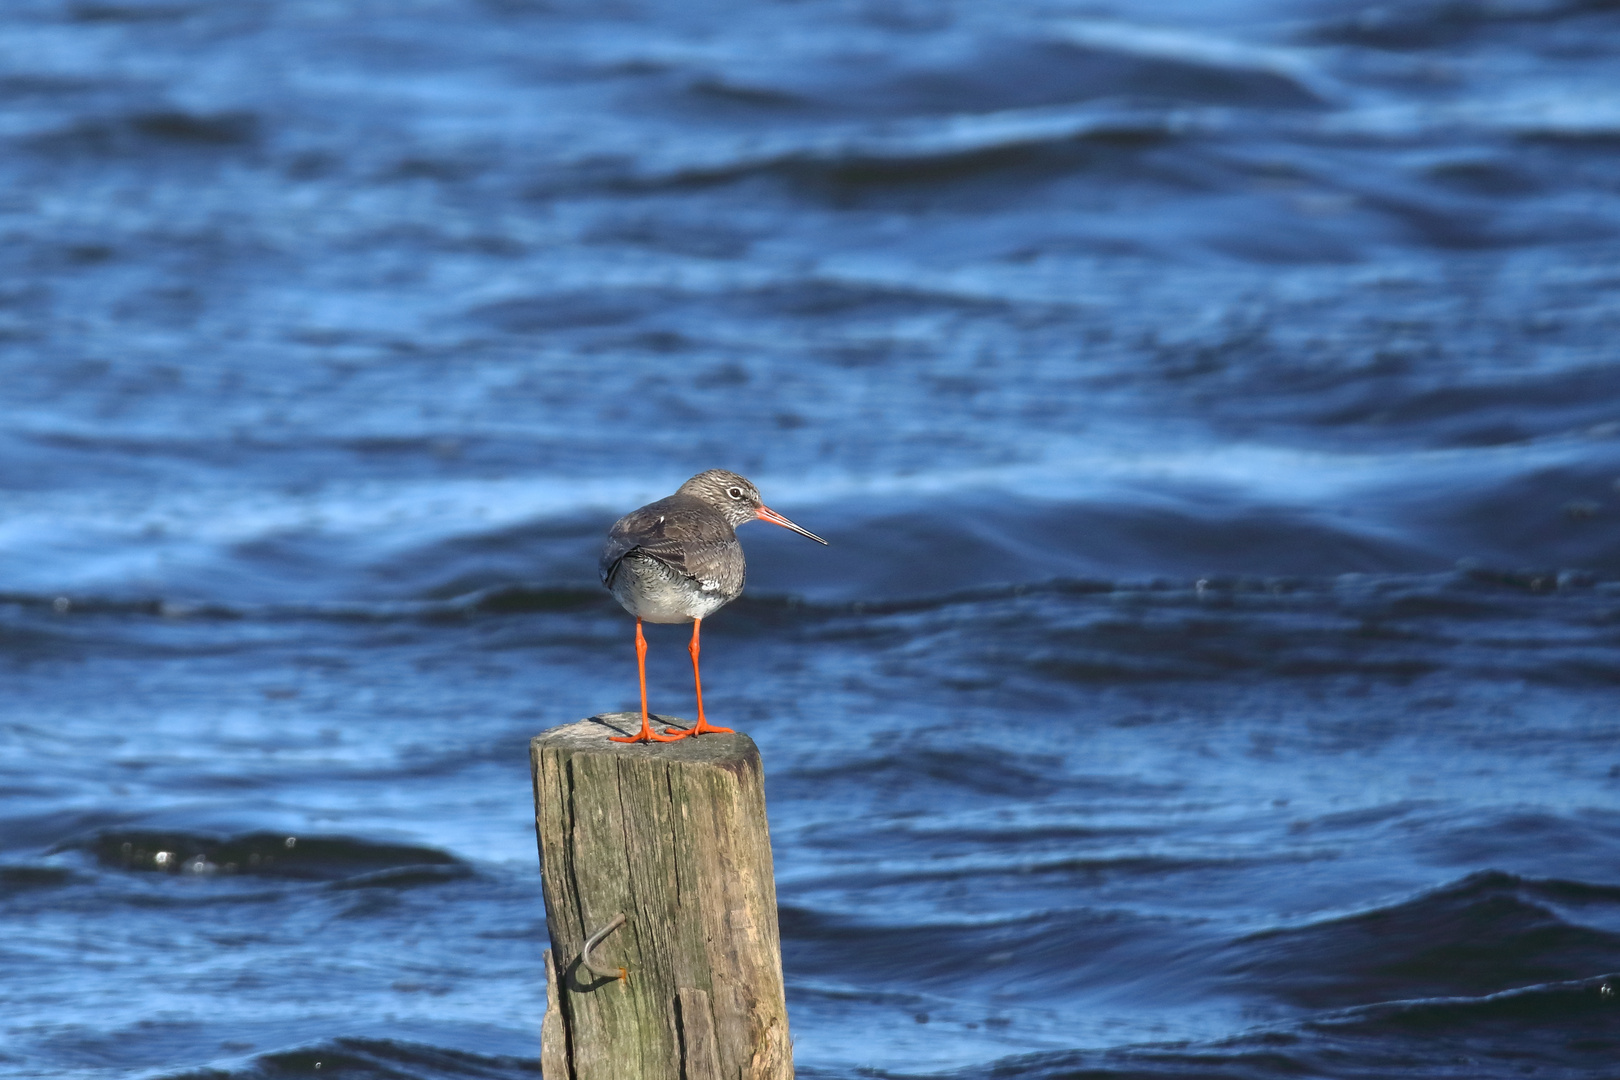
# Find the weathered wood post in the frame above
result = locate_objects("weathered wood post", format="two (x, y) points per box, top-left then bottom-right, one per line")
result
(530, 712), (793, 1080)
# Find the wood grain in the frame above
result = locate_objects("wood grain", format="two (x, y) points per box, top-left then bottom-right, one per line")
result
(531, 714), (792, 1080)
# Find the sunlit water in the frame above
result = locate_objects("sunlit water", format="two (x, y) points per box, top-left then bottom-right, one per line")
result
(2, 1), (1619, 1077)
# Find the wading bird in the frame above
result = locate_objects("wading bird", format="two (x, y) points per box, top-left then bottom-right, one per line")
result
(599, 470), (827, 744)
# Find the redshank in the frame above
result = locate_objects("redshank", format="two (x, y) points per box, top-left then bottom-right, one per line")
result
(599, 469), (827, 744)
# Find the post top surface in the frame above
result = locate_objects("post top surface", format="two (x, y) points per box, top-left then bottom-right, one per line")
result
(533, 713), (760, 764)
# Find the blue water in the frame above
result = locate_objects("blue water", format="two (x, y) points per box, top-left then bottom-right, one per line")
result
(2, 1), (1620, 1077)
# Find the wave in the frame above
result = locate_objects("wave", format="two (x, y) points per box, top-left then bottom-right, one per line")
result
(1304, 0), (1619, 51)
(781, 904), (1206, 999)
(584, 90), (1620, 206)
(55, 829), (465, 883)
(963, 976), (1620, 1079)
(5, 425), (1617, 608)
(614, 104), (1195, 192)
(1219, 871), (1620, 1009)
(1, 559), (1615, 646)
(781, 846), (1315, 900)
(647, 19), (1332, 126)
(156, 1037), (538, 1080)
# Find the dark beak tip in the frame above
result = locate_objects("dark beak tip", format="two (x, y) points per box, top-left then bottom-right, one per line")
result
(755, 504), (826, 544)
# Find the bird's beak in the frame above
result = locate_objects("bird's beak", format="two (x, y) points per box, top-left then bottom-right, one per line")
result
(756, 505), (828, 545)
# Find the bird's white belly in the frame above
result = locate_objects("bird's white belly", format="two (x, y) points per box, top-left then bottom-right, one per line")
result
(610, 554), (734, 623)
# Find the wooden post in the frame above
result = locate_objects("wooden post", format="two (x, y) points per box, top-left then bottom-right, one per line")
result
(530, 713), (793, 1080)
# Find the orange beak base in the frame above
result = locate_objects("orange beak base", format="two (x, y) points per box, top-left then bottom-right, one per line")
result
(755, 505), (828, 545)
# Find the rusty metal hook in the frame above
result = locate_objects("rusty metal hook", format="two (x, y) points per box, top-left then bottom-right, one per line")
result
(581, 913), (628, 982)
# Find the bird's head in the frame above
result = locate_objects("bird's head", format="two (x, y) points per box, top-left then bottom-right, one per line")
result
(677, 469), (828, 543)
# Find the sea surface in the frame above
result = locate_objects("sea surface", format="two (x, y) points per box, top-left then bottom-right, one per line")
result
(2, 1), (1619, 1077)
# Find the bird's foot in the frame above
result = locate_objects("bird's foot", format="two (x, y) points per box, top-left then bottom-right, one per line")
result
(663, 718), (734, 737)
(609, 719), (688, 744)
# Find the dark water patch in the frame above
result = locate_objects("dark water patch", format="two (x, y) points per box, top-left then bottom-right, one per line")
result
(583, 212), (755, 259)
(1221, 871), (1620, 1009)
(1411, 462), (1620, 573)
(791, 850), (1322, 897)
(1306, 972), (1620, 1038)
(470, 292), (652, 333)
(384, 155), (491, 185)
(0, 72), (104, 98)
(450, 584), (608, 616)
(800, 819), (1155, 857)
(1310, 363), (1620, 446)
(1304, 0), (1620, 51)
(0, 590), (182, 617)
(131, 111), (259, 146)
(1453, 562), (1605, 594)
(787, 134), (1167, 198)
(158, 1037), (539, 1080)
(0, 585), (611, 632)
(909, 1043), (1313, 1080)
(68, 2), (200, 22)
(1359, 186), (1578, 250)
(1285, 977), (1620, 1079)
(903, 976), (1620, 1078)
(613, 107), (1182, 195)
(1518, 122), (1620, 147)
(733, 280), (1014, 320)
(10, 583), (784, 631)
(1536, 626), (1620, 682)
(746, 498), (1442, 605)
(1290, 800), (1436, 836)
(1413, 811), (1620, 882)
(375, 517), (605, 607)
(762, 571), (1577, 623)
(687, 76), (811, 111)
(0, 807), (139, 857)
(1027, 611), (1444, 685)
(62, 830), (462, 882)
(1422, 155), (1543, 198)
(328, 864), (474, 891)
(0, 864), (77, 890)
(778, 744), (1070, 800)
(29, 110), (261, 158)
(989, 569), (1620, 688)
(468, 276), (1029, 344)
(780, 905), (1198, 994)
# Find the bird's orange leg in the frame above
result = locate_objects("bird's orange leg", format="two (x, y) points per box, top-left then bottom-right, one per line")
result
(611, 618), (685, 744)
(666, 618), (733, 737)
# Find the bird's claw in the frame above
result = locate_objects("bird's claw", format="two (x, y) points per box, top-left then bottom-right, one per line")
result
(610, 722), (688, 744)
(663, 719), (734, 737)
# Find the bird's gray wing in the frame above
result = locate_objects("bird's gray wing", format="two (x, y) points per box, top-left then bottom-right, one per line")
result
(677, 538), (745, 595)
(598, 501), (715, 587)
(599, 530), (636, 588)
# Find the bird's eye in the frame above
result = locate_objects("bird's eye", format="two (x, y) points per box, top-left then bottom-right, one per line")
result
(727, 486), (744, 500)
